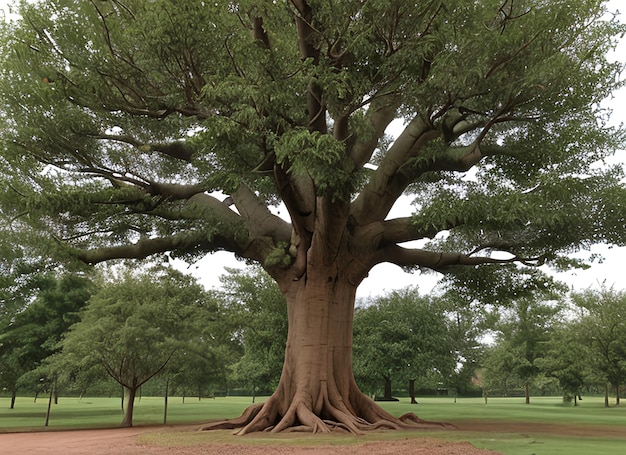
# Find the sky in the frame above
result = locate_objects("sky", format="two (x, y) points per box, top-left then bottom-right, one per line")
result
(0, 0), (624, 298)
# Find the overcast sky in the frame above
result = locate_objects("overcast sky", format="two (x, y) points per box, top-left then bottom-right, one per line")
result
(0, 0), (623, 297)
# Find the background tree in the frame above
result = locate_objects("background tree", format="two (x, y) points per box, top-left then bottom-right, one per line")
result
(536, 320), (594, 405)
(353, 288), (454, 401)
(0, 0), (624, 434)
(219, 267), (288, 401)
(168, 291), (242, 402)
(572, 287), (626, 406)
(488, 296), (562, 403)
(0, 273), (94, 408)
(59, 265), (209, 427)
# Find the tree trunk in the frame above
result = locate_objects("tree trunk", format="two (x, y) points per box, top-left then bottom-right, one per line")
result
(120, 386), (136, 428)
(605, 383), (610, 408)
(10, 389), (16, 409)
(203, 270), (444, 434)
(44, 382), (54, 427)
(616, 384), (620, 406)
(525, 382), (530, 404)
(163, 379), (169, 425)
(409, 379), (418, 404)
(382, 375), (393, 401)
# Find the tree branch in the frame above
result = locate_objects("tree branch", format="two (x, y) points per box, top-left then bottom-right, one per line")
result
(230, 184), (291, 244)
(351, 114), (438, 224)
(375, 245), (547, 273)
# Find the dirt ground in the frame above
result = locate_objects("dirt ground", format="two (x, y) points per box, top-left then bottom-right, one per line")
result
(1, 420), (624, 455)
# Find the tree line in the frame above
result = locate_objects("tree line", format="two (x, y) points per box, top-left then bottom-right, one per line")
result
(2, 262), (624, 427)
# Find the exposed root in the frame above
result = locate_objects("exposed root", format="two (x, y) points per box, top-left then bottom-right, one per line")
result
(201, 383), (455, 435)
(399, 412), (458, 429)
(200, 402), (263, 431)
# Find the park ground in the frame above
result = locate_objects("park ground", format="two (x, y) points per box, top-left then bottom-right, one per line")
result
(1, 396), (626, 454)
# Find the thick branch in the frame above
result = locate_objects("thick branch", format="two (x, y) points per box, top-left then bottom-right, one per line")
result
(89, 134), (194, 162)
(351, 115), (438, 223)
(349, 100), (398, 168)
(147, 181), (205, 200)
(379, 217), (445, 245)
(74, 231), (209, 264)
(376, 245), (546, 273)
(230, 184), (291, 244)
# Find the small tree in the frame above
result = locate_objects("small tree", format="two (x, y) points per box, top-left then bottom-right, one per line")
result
(0, 273), (94, 407)
(60, 265), (209, 427)
(353, 288), (454, 401)
(537, 321), (593, 405)
(219, 267), (288, 400)
(572, 287), (626, 406)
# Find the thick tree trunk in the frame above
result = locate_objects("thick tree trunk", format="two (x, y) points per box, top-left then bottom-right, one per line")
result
(203, 271), (447, 434)
(120, 386), (136, 428)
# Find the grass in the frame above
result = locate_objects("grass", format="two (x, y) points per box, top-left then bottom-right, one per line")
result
(1, 395), (626, 454)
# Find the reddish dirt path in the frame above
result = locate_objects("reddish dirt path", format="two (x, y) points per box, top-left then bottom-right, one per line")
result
(2, 420), (624, 455)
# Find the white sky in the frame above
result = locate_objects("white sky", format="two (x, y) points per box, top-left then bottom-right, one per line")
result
(0, 0), (624, 297)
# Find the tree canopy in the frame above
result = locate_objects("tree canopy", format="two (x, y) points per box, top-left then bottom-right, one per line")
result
(0, 0), (624, 435)
(58, 265), (217, 427)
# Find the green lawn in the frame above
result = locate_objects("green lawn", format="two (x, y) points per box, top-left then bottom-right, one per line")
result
(1, 395), (625, 454)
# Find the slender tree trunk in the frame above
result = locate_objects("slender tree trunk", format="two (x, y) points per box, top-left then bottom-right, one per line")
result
(44, 382), (54, 427)
(10, 389), (16, 409)
(605, 383), (610, 407)
(382, 376), (393, 400)
(616, 384), (620, 406)
(525, 382), (530, 404)
(120, 386), (136, 428)
(163, 379), (169, 425)
(409, 379), (418, 404)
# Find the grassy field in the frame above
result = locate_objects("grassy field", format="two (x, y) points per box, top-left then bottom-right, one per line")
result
(1, 395), (626, 454)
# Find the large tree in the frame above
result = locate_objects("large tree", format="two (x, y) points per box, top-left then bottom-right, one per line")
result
(0, 0), (624, 434)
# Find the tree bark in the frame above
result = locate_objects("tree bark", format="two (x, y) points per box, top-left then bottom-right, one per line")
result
(409, 379), (418, 404)
(382, 376), (394, 401)
(525, 382), (530, 404)
(120, 386), (136, 428)
(45, 382), (54, 427)
(203, 269), (446, 434)
(10, 389), (16, 409)
(605, 383), (610, 408)
(616, 384), (620, 406)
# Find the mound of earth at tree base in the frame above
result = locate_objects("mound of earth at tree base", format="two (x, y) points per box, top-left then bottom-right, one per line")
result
(0, 426), (501, 455)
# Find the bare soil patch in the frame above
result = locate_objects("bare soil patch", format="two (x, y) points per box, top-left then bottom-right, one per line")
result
(2, 420), (623, 455)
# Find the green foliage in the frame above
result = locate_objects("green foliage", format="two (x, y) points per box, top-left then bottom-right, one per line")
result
(217, 266), (288, 394)
(58, 265), (218, 395)
(571, 287), (626, 393)
(353, 287), (455, 396)
(536, 321), (595, 400)
(0, 0), (621, 274)
(0, 273), (94, 398)
(483, 295), (563, 398)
